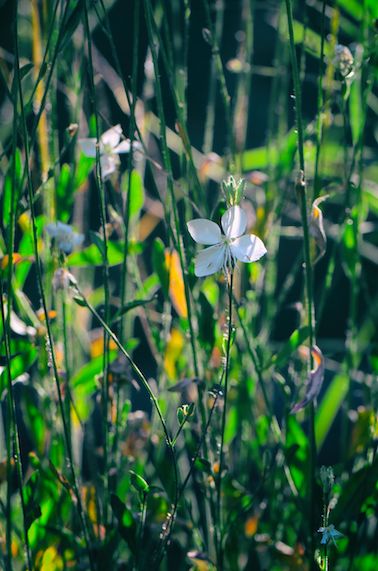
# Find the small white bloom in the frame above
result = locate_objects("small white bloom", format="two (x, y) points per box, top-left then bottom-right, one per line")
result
(46, 222), (84, 254)
(318, 524), (344, 546)
(187, 205), (267, 277)
(78, 125), (141, 179)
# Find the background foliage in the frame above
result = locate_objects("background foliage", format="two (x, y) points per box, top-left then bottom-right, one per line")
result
(0, 0), (377, 569)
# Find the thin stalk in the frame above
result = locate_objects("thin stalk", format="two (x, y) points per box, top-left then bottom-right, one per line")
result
(284, 0), (316, 566)
(17, 0), (71, 198)
(82, 0), (111, 525)
(110, 0), (140, 486)
(0, 287), (32, 571)
(216, 271), (234, 570)
(143, 0), (202, 411)
(144, 2), (203, 205)
(61, 295), (72, 443)
(203, 0), (224, 156)
(14, 5), (95, 566)
(119, 0), (140, 345)
(201, 0), (236, 168)
(313, 0), (327, 199)
(144, 1), (216, 550)
(73, 285), (179, 535)
(3, 15), (22, 568)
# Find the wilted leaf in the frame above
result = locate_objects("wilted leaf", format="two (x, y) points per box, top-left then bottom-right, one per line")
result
(291, 346), (325, 413)
(309, 195), (328, 265)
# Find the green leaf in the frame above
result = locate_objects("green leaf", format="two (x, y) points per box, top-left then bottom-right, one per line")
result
(56, 163), (74, 222)
(110, 494), (137, 555)
(270, 326), (309, 370)
(67, 241), (129, 267)
(315, 373), (349, 449)
(111, 294), (158, 324)
(350, 79), (363, 146)
(285, 415), (309, 497)
(332, 459), (378, 524)
(122, 169), (144, 218)
(129, 470), (150, 496)
(20, 63), (34, 80)
(198, 292), (215, 349)
(60, 0), (84, 53)
(152, 238), (169, 296)
(341, 210), (359, 279)
(89, 230), (106, 258)
(194, 457), (212, 475)
(2, 148), (22, 229)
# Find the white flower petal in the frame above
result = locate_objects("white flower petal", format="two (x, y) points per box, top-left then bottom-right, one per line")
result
(230, 234), (267, 263)
(194, 244), (226, 277)
(221, 205), (247, 239)
(100, 124), (122, 149)
(100, 155), (119, 178)
(187, 219), (222, 245)
(113, 139), (131, 154)
(78, 138), (97, 158)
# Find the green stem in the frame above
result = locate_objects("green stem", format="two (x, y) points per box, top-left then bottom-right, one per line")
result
(143, 0), (210, 453)
(216, 271), (234, 570)
(0, 287), (32, 570)
(284, 0), (317, 566)
(201, 0), (236, 169)
(313, 0), (327, 200)
(14, 5), (95, 566)
(73, 285), (179, 524)
(82, 0), (111, 526)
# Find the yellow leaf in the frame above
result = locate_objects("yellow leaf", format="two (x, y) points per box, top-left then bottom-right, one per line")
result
(41, 546), (64, 571)
(164, 328), (185, 379)
(245, 515), (259, 537)
(165, 249), (188, 318)
(90, 334), (117, 358)
(1, 253), (23, 269)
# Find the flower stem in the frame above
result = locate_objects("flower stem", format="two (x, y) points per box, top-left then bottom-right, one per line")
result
(73, 284), (179, 544)
(216, 270), (234, 570)
(284, 0), (317, 566)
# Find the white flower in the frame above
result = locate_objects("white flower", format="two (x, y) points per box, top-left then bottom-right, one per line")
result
(187, 205), (267, 277)
(46, 222), (84, 254)
(78, 125), (141, 179)
(318, 525), (344, 546)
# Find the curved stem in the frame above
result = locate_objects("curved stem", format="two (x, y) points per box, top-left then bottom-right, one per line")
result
(73, 285), (179, 503)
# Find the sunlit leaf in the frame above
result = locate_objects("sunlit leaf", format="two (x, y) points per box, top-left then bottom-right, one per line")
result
(165, 249), (188, 318)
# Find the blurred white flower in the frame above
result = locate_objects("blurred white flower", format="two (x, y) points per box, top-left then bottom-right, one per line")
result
(52, 268), (77, 291)
(46, 222), (84, 254)
(334, 44), (354, 79)
(187, 205), (267, 277)
(78, 124), (141, 179)
(318, 524), (344, 546)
